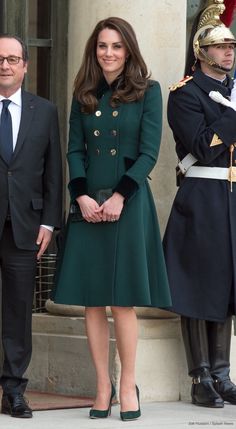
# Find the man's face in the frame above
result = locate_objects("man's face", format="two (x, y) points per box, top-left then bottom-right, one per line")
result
(0, 37), (28, 97)
(205, 43), (235, 73)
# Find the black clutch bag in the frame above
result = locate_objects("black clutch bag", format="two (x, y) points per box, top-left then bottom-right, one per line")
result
(69, 188), (113, 222)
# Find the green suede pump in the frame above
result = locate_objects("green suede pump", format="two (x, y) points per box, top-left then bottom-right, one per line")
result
(120, 385), (141, 421)
(89, 383), (116, 419)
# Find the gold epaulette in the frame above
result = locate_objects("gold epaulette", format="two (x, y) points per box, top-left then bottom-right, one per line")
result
(169, 75), (193, 92)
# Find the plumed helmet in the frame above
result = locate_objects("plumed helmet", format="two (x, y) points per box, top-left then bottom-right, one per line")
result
(193, 0), (236, 71)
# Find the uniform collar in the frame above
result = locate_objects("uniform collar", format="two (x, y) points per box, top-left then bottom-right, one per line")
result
(193, 68), (233, 97)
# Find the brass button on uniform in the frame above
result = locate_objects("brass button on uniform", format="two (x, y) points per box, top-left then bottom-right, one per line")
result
(111, 130), (117, 136)
(94, 130), (100, 136)
(112, 110), (119, 117)
(110, 149), (117, 156)
(95, 110), (102, 117)
(96, 148), (100, 155)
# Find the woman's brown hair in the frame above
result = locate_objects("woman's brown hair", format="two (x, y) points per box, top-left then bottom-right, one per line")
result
(73, 17), (150, 113)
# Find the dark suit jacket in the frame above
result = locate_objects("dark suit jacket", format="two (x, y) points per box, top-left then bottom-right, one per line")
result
(0, 90), (62, 250)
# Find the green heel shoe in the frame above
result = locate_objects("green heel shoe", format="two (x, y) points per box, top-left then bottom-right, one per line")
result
(120, 385), (141, 421)
(89, 383), (116, 419)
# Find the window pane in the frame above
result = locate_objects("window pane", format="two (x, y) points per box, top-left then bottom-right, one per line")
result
(27, 46), (50, 99)
(28, 0), (51, 38)
(0, 0), (4, 32)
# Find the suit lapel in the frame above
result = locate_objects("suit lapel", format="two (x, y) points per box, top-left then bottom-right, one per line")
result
(12, 91), (36, 161)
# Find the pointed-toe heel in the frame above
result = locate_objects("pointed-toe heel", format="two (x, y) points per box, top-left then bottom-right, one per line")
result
(120, 385), (141, 421)
(89, 383), (116, 419)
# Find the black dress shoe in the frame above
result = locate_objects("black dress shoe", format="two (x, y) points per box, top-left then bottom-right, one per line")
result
(191, 376), (224, 408)
(214, 377), (236, 404)
(1, 393), (32, 418)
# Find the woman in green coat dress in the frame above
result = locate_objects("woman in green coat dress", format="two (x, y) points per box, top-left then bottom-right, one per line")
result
(53, 17), (171, 420)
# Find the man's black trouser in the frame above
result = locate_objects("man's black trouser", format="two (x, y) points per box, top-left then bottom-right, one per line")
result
(0, 221), (37, 394)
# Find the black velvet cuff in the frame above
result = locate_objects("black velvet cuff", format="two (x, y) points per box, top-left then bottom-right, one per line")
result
(113, 175), (138, 200)
(68, 177), (88, 201)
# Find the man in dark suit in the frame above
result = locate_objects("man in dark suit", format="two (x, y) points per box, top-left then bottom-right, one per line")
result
(0, 34), (62, 418)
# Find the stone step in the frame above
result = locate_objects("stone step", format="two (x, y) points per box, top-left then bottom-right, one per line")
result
(27, 314), (236, 402)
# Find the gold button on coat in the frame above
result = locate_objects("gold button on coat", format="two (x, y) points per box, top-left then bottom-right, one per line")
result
(110, 149), (117, 156)
(94, 130), (100, 136)
(95, 110), (102, 117)
(112, 111), (119, 117)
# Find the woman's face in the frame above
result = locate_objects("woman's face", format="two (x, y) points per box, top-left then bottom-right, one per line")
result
(96, 28), (128, 83)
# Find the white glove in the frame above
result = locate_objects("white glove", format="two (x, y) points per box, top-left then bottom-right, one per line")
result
(209, 90), (236, 111)
(231, 78), (236, 103)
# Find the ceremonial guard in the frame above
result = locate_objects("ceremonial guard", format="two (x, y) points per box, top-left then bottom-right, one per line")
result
(164, 0), (236, 407)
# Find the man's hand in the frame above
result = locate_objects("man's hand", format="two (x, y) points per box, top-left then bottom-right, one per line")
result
(36, 226), (53, 260)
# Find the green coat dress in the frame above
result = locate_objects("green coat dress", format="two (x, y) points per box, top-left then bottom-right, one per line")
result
(53, 79), (171, 307)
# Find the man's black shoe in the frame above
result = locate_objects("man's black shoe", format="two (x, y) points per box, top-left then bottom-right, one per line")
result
(1, 393), (32, 418)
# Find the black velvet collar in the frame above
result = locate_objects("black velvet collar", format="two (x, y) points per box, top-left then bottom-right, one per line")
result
(96, 74), (125, 99)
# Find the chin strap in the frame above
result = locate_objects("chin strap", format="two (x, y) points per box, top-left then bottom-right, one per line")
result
(200, 47), (235, 73)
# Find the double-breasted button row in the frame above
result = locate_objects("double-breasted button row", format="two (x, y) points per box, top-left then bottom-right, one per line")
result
(93, 130), (118, 137)
(95, 148), (117, 156)
(94, 110), (119, 117)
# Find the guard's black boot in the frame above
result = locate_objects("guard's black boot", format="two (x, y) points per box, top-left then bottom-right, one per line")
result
(214, 378), (236, 404)
(191, 368), (224, 408)
(209, 317), (236, 404)
(181, 317), (224, 408)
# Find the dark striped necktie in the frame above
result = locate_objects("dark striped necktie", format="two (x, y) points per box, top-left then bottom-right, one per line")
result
(0, 99), (13, 164)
